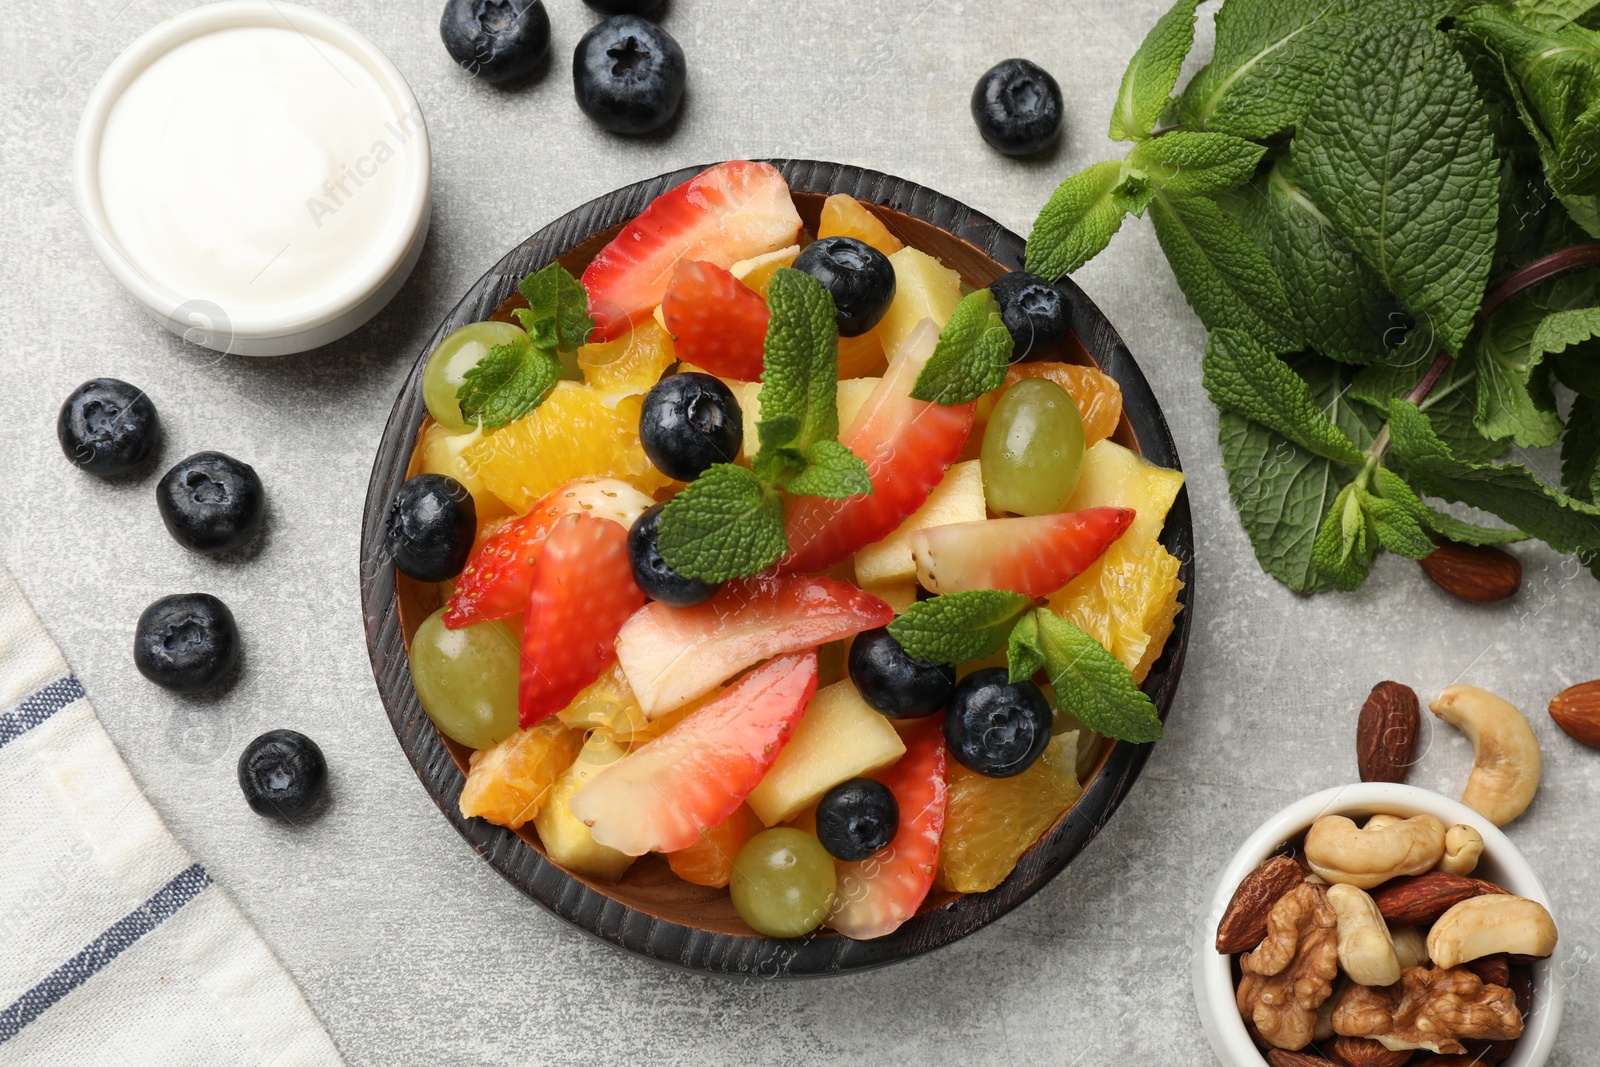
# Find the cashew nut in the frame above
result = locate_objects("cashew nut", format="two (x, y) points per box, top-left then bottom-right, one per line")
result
(1364, 814), (1405, 830)
(1438, 824), (1485, 876)
(1427, 894), (1558, 969)
(1390, 925), (1430, 969)
(1430, 685), (1541, 826)
(1304, 813), (1447, 889)
(1327, 883), (1402, 987)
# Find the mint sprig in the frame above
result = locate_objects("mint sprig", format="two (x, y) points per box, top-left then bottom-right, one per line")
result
(887, 590), (1033, 665)
(1032, 609), (1164, 744)
(911, 289), (1013, 405)
(1109, 0), (1201, 142)
(458, 263), (592, 430)
(655, 464), (786, 582)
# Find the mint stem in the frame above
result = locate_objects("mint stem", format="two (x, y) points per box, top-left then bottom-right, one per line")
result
(1367, 242), (1600, 465)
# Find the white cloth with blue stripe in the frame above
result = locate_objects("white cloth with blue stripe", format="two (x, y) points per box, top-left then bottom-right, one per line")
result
(0, 568), (345, 1066)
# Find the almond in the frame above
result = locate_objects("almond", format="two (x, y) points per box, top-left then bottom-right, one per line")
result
(1509, 964), (1534, 1016)
(1466, 953), (1510, 988)
(1357, 681), (1421, 783)
(1216, 853), (1307, 954)
(1419, 541), (1521, 603)
(1370, 872), (1509, 927)
(1461, 1039), (1515, 1064)
(1267, 1051), (1339, 1067)
(1549, 680), (1600, 748)
(1329, 1036), (1414, 1067)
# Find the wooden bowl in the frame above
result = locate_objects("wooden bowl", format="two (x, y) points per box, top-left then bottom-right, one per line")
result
(360, 159), (1193, 977)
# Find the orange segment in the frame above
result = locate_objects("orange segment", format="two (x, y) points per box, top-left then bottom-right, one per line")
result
(666, 804), (757, 888)
(838, 331), (887, 378)
(462, 382), (671, 512)
(936, 731), (1082, 893)
(578, 319), (675, 396)
(1048, 536), (1184, 685)
(818, 194), (904, 257)
(458, 718), (585, 829)
(557, 662), (651, 740)
(417, 419), (513, 522)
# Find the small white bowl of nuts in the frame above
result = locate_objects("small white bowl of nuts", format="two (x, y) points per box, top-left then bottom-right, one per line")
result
(1193, 776), (1563, 1067)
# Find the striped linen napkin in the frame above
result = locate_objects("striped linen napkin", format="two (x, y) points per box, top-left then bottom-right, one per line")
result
(0, 566), (344, 1066)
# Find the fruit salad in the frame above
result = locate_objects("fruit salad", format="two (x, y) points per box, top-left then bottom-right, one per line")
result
(393, 160), (1186, 940)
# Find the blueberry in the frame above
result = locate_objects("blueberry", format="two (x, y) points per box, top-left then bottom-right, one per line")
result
(990, 271), (1072, 361)
(134, 593), (239, 694)
(583, 0), (662, 13)
(238, 729), (328, 820)
(848, 627), (955, 719)
(628, 503), (721, 606)
(156, 452), (265, 555)
(57, 378), (160, 478)
(386, 474), (477, 582)
(639, 372), (741, 481)
(944, 668), (1053, 778)
(440, 0), (551, 84)
(971, 58), (1064, 157)
(573, 15), (686, 135)
(792, 236), (896, 338)
(816, 778), (899, 862)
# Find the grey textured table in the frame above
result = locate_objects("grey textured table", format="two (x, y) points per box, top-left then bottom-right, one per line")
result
(2, 2), (1596, 1064)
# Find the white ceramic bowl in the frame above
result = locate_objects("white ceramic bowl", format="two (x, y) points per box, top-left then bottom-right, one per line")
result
(1193, 783), (1564, 1067)
(72, 2), (431, 356)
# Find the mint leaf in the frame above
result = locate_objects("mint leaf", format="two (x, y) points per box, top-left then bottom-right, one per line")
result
(1513, 0), (1600, 32)
(1127, 133), (1266, 198)
(515, 262), (594, 351)
(1239, 159), (1407, 364)
(1311, 482), (1379, 590)
(1180, 0), (1453, 139)
(1109, 0), (1202, 141)
(1350, 357), (1505, 464)
(1292, 23), (1500, 357)
(1203, 330), (1366, 464)
(911, 289), (1013, 404)
(757, 268), (842, 457)
(1365, 480), (1439, 560)
(1007, 612), (1045, 685)
(1533, 305), (1600, 356)
(1472, 297), (1564, 448)
(1033, 609), (1162, 744)
(1218, 357), (1385, 592)
(1149, 191), (1303, 352)
(785, 439), (872, 499)
(1387, 399), (1600, 554)
(1026, 160), (1129, 279)
(1373, 466), (1528, 546)
(656, 464), (787, 582)
(456, 337), (563, 430)
(1563, 395), (1600, 502)
(887, 591), (1033, 666)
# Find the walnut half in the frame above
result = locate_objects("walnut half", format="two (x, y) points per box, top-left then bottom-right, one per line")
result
(1332, 965), (1523, 1056)
(1237, 882), (1341, 1050)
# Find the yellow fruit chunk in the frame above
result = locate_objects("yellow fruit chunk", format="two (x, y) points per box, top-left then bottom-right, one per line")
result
(418, 420), (514, 523)
(459, 718), (585, 830)
(463, 382), (670, 513)
(937, 732), (1082, 894)
(534, 733), (636, 881)
(578, 319), (675, 396)
(860, 579), (917, 614)
(731, 245), (800, 296)
(740, 377), (879, 460)
(973, 362), (1124, 451)
(818, 194), (905, 257)
(838, 331), (887, 378)
(557, 662), (650, 740)
(1065, 439), (1184, 544)
(666, 805), (757, 888)
(746, 680), (907, 826)
(854, 459), (986, 588)
(875, 248), (963, 359)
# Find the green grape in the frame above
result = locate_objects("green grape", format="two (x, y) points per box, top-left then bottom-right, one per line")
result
(730, 828), (837, 937)
(423, 321), (528, 432)
(409, 607), (522, 749)
(981, 377), (1086, 515)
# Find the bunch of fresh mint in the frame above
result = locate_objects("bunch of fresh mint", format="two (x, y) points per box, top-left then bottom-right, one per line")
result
(1026, 0), (1600, 593)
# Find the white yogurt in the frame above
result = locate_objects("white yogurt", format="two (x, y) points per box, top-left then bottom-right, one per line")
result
(94, 19), (424, 324)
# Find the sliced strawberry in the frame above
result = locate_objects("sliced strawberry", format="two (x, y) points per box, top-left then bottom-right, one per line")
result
(615, 574), (893, 716)
(518, 513), (646, 727)
(660, 261), (770, 380)
(781, 321), (975, 573)
(827, 718), (947, 939)
(911, 507), (1136, 598)
(582, 161), (802, 342)
(568, 652), (817, 856)
(443, 478), (653, 629)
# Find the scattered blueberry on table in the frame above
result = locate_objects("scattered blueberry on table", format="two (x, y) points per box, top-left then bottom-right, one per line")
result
(638, 372), (741, 482)
(385, 474), (477, 582)
(990, 270), (1072, 362)
(628, 503), (721, 607)
(156, 451), (266, 555)
(440, 0), (552, 83)
(944, 668), (1053, 778)
(57, 378), (160, 478)
(572, 14), (686, 134)
(848, 626), (955, 719)
(793, 236), (897, 337)
(971, 58), (1063, 156)
(816, 778), (900, 861)
(133, 592), (240, 694)
(582, 0), (662, 15)
(238, 729), (328, 819)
